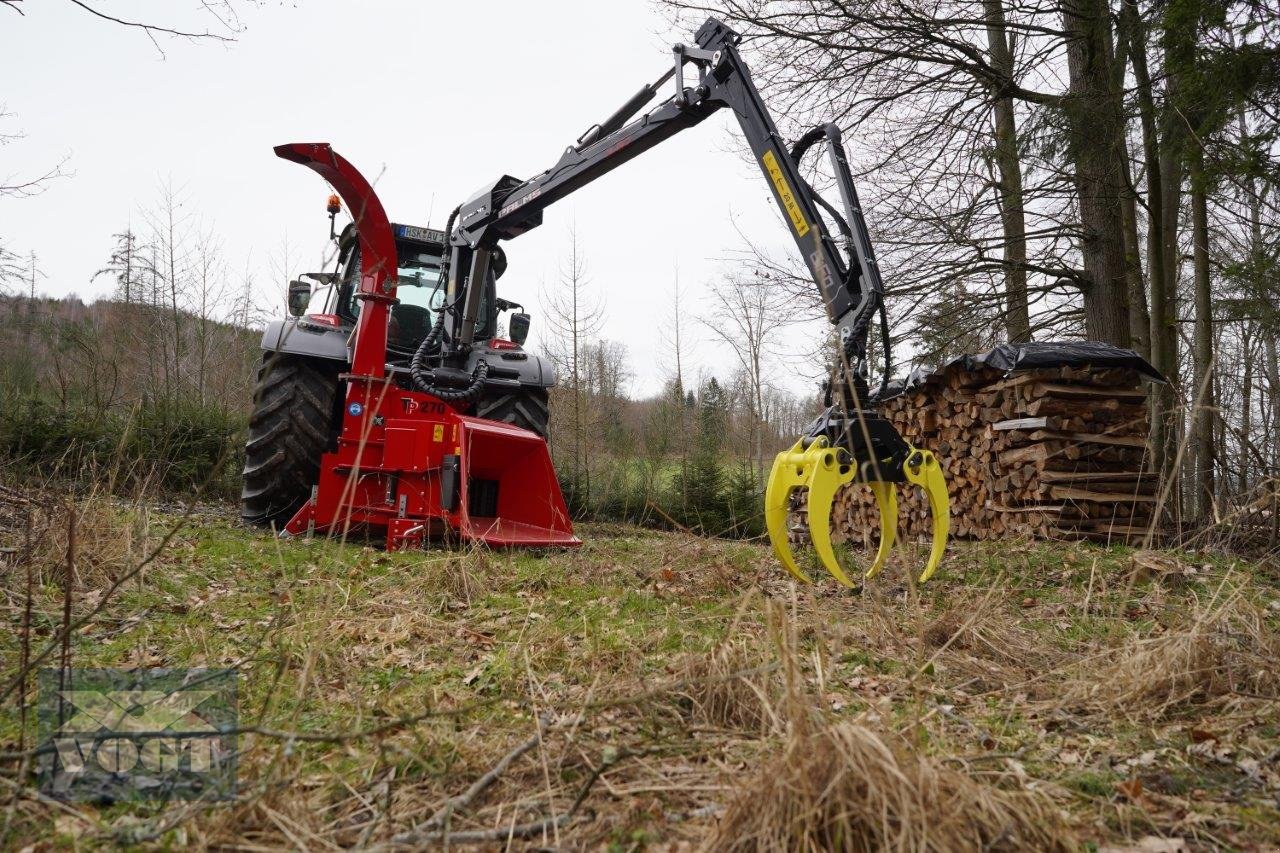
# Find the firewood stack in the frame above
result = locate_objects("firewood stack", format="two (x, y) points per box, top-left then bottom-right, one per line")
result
(790, 359), (1158, 550)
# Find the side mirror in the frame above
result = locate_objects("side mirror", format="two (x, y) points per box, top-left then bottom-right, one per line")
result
(508, 312), (531, 345)
(287, 280), (312, 317)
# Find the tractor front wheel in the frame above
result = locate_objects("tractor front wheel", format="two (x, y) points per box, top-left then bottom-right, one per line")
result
(475, 387), (551, 440)
(240, 355), (343, 527)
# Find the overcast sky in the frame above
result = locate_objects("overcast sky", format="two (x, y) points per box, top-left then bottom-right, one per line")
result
(1, 0), (828, 397)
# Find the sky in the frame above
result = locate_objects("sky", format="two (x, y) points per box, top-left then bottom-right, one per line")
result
(0, 0), (828, 398)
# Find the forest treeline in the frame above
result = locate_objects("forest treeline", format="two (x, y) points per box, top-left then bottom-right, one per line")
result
(664, 0), (1278, 530)
(0, 183), (266, 498)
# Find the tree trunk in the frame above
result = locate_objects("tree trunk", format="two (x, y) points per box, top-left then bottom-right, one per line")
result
(672, 273), (689, 516)
(1190, 150), (1214, 520)
(1240, 326), (1253, 496)
(1156, 22), (1191, 518)
(1060, 0), (1131, 346)
(1132, 13), (1179, 510)
(1120, 161), (1150, 358)
(1115, 0), (1150, 358)
(983, 0), (1031, 343)
(1266, 333), (1280, 545)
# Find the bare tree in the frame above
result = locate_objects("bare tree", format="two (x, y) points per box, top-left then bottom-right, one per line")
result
(0, 107), (69, 199)
(138, 180), (195, 402)
(0, 241), (24, 294)
(93, 229), (152, 304)
(540, 225), (605, 497)
(191, 229), (232, 403)
(983, 0), (1032, 342)
(700, 272), (799, 480)
(659, 269), (696, 511)
(0, 1), (253, 53)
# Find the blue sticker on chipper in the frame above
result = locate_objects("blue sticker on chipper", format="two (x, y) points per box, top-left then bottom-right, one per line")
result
(348, 402), (363, 416)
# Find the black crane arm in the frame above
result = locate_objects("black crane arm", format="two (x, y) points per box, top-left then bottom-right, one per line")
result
(441, 17), (888, 400)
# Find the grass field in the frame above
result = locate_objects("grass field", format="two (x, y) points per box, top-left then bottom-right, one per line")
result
(2, 490), (1279, 849)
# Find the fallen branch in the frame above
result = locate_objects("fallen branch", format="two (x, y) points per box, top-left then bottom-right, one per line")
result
(379, 743), (621, 848)
(388, 812), (575, 846)
(645, 500), (699, 536)
(420, 714), (552, 832)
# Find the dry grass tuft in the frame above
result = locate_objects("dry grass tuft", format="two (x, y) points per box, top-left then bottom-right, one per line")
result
(1063, 592), (1280, 717)
(676, 637), (779, 732)
(708, 720), (1073, 852)
(22, 494), (148, 589)
(436, 546), (492, 604)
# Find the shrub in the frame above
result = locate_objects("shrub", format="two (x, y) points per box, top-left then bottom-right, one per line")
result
(0, 396), (245, 500)
(722, 464), (763, 539)
(123, 400), (244, 497)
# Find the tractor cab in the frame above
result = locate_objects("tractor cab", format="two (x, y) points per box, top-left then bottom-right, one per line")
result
(295, 222), (516, 362)
(340, 223), (450, 359)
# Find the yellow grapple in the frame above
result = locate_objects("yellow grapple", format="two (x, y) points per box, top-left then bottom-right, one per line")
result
(764, 420), (950, 586)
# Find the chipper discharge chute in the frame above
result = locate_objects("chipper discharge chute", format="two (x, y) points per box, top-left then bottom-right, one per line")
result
(264, 16), (948, 574)
(271, 142), (578, 551)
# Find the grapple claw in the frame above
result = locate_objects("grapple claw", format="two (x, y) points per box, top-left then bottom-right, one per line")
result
(764, 439), (815, 583)
(903, 450), (949, 583)
(765, 429), (950, 587)
(864, 482), (897, 580)
(801, 440), (857, 587)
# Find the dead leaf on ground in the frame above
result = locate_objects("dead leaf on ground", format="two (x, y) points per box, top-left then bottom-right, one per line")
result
(1129, 551), (1186, 583)
(462, 662), (487, 685)
(1115, 776), (1145, 802)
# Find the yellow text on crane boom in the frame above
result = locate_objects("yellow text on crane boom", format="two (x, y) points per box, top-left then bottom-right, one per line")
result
(762, 150), (810, 238)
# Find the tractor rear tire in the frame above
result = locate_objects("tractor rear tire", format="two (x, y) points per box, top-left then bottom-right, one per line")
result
(475, 387), (551, 440)
(240, 355), (342, 528)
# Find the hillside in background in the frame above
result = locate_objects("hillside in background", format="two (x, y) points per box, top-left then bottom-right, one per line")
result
(0, 294), (261, 415)
(0, 294), (261, 500)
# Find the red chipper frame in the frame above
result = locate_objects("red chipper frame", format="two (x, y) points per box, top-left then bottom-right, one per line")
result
(274, 143), (579, 551)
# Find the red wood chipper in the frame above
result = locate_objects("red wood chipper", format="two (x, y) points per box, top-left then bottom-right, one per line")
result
(271, 143), (579, 551)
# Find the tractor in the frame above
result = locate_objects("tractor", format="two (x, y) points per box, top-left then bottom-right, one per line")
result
(240, 218), (555, 528)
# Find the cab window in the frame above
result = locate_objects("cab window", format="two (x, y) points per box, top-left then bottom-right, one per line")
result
(341, 244), (446, 350)
(340, 243), (492, 342)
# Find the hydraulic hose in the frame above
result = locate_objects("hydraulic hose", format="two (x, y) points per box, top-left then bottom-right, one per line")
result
(409, 206), (492, 404)
(791, 124), (891, 401)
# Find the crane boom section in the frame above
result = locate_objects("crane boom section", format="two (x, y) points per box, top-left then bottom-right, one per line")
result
(450, 18), (870, 354)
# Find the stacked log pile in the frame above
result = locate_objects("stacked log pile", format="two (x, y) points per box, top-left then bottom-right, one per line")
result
(792, 363), (1157, 548)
